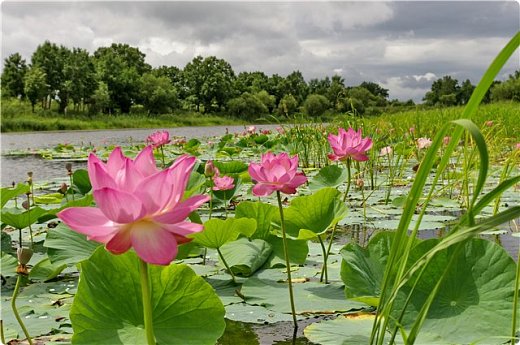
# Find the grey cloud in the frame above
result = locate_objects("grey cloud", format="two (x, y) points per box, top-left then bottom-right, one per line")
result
(1, 1), (518, 102)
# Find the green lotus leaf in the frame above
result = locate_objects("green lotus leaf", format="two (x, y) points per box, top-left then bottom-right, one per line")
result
(44, 223), (101, 266)
(235, 201), (278, 240)
(280, 187), (348, 239)
(29, 257), (67, 282)
(70, 247), (225, 344)
(1, 206), (48, 229)
(190, 217), (257, 249)
(308, 165), (347, 191)
(219, 237), (272, 276)
(1, 183), (30, 208)
(72, 169), (92, 195)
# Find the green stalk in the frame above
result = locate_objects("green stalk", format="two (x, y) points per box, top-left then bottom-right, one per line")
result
(217, 247), (236, 284)
(1, 320), (5, 345)
(68, 173), (75, 201)
(139, 259), (156, 345)
(276, 191), (298, 329)
(512, 238), (520, 344)
(159, 146), (166, 168)
(318, 236), (328, 283)
(11, 274), (33, 345)
(343, 158), (352, 202)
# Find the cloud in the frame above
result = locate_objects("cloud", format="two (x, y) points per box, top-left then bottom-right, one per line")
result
(1, 1), (518, 102)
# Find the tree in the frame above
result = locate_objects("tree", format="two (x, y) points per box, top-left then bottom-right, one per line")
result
(327, 75), (346, 110)
(303, 94), (330, 117)
(423, 75), (459, 106)
(277, 94), (298, 117)
(1, 53), (27, 98)
(182, 56), (205, 112)
(227, 92), (268, 119)
(266, 74), (286, 106)
(31, 41), (70, 110)
(63, 48), (97, 112)
(234, 71), (269, 95)
(139, 73), (178, 114)
(94, 43), (151, 113)
(254, 90), (276, 113)
(200, 56), (235, 112)
(457, 79), (475, 105)
(183, 56), (235, 113)
(491, 71), (520, 102)
(153, 66), (183, 96)
(308, 77), (331, 96)
(23, 66), (47, 112)
(359, 81), (389, 99)
(90, 82), (110, 115)
(282, 70), (308, 104)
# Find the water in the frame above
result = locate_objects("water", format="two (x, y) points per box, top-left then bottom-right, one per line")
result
(1, 124), (280, 185)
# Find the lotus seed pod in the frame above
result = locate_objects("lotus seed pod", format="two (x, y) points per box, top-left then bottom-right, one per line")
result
(65, 163), (73, 172)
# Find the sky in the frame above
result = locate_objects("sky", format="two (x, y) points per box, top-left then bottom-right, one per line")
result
(1, 1), (519, 102)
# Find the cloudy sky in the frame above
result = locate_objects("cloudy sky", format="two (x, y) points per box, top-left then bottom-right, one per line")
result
(2, 1), (519, 102)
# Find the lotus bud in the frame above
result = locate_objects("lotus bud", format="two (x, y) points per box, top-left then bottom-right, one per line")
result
(17, 247), (33, 265)
(26, 171), (33, 185)
(59, 183), (68, 194)
(485, 120), (494, 127)
(204, 160), (219, 178)
(65, 163), (73, 175)
(22, 200), (30, 210)
(356, 178), (364, 189)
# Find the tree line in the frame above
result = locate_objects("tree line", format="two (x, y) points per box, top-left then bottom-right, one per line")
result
(1, 40), (518, 119)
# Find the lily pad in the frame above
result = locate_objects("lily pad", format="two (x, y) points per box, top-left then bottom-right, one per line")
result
(219, 237), (272, 276)
(308, 165), (347, 191)
(70, 247), (226, 344)
(44, 223), (101, 266)
(235, 201), (278, 240)
(241, 277), (365, 314)
(190, 218), (257, 249)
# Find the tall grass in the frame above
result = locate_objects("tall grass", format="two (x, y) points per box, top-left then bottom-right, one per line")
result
(370, 31), (520, 345)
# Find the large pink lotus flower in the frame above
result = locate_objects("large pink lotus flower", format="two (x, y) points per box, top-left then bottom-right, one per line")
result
(146, 130), (171, 148)
(248, 152), (307, 196)
(212, 175), (235, 191)
(57, 146), (209, 265)
(328, 128), (373, 162)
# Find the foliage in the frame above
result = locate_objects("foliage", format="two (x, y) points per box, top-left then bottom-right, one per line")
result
(303, 94), (330, 117)
(491, 70), (520, 101)
(23, 66), (47, 112)
(139, 73), (178, 114)
(1, 53), (27, 98)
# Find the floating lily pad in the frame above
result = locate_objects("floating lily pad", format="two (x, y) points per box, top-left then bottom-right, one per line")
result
(241, 277), (365, 314)
(44, 223), (101, 266)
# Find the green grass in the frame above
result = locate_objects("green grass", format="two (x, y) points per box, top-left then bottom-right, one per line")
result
(0, 98), (246, 132)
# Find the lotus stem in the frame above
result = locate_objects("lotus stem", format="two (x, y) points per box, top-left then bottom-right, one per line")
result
(512, 238), (520, 344)
(217, 248), (236, 284)
(276, 191), (298, 329)
(11, 274), (33, 345)
(343, 158), (352, 202)
(139, 259), (156, 345)
(318, 236), (328, 283)
(159, 146), (166, 168)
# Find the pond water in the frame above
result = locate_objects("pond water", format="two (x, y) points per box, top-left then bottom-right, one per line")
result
(1, 125), (280, 185)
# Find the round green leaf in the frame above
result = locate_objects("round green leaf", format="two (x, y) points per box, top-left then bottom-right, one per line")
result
(235, 201), (278, 240)
(281, 187), (348, 239)
(44, 223), (101, 266)
(190, 217), (257, 249)
(70, 247), (225, 344)
(308, 165), (347, 191)
(72, 169), (92, 195)
(219, 237), (272, 276)
(304, 315), (379, 345)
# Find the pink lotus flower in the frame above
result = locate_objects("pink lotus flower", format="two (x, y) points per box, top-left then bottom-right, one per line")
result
(276, 127), (286, 135)
(248, 152), (307, 196)
(417, 137), (432, 149)
(327, 128), (373, 162)
(212, 175), (235, 191)
(443, 136), (451, 146)
(515, 143), (520, 150)
(57, 146), (209, 265)
(247, 126), (257, 134)
(485, 120), (494, 127)
(261, 129), (272, 135)
(380, 146), (393, 156)
(146, 130), (171, 148)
